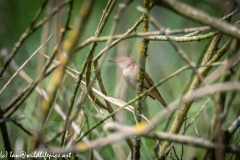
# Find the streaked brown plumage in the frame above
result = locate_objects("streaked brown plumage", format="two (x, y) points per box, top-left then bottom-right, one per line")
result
(109, 57), (168, 110)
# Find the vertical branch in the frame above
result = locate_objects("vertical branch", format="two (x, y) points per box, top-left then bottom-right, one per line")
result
(3, 35), (54, 117)
(64, 0), (116, 148)
(0, 0), (49, 78)
(158, 39), (232, 159)
(157, 1), (237, 159)
(0, 0), (70, 78)
(206, 3), (236, 159)
(68, 0), (116, 121)
(93, 2), (134, 154)
(221, 39), (240, 124)
(93, 2), (126, 119)
(53, 0), (75, 146)
(134, 1), (153, 160)
(40, 0), (94, 145)
(74, 0), (134, 154)
(38, 0), (53, 74)
(2, 13), (70, 116)
(85, 0), (117, 94)
(0, 109), (14, 160)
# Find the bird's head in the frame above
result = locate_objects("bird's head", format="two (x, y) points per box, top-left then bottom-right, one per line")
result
(108, 57), (136, 69)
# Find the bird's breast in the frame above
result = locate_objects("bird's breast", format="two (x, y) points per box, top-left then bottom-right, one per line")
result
(122, 68), (138, 90)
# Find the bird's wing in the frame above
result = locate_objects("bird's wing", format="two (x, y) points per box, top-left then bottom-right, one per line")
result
(144, 72), (169, 109)
(144, 72), (155, 100)
(144, 72), (155, 86)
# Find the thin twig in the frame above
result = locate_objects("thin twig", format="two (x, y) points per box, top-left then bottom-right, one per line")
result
(0, 35), (53, 94)
(76, 31), (217, 49)
(93, 16), (144, 61)
(38, 119), (240, 154)
(158, 38), (233, 158)
(40, 0), (95, 147)
(153, 0), (240, 39)
(90, 1), (135, 152)
(1, 43), (102, 158)
(0, 0), (71, 78)
(0, 109), (14, 160)
(133, 1), (153, 159)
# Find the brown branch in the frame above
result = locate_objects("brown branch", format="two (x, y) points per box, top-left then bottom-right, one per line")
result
(153, 0), (240, 39)
(0, 109), (14, 160)
(92, 16), (144, 61)
(0, 0), (71, 78)
(3, 35), (54, 115)
(37, 121), (240, 154)
(91, 2), (134, 153)
(158, 37), (233, 159)
(133, 1), (154, 159)
(40, 0), (95, 147)
(67, 0), (116, 131)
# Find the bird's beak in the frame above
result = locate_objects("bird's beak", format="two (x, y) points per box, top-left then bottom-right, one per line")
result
(108, 59), (116, 63)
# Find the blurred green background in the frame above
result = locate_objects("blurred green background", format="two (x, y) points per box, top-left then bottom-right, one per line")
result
(0, 0), (239, 159)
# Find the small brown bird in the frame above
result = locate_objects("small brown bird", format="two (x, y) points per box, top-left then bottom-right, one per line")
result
(109, 57), (168, 110)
